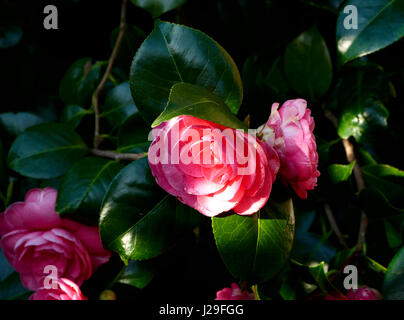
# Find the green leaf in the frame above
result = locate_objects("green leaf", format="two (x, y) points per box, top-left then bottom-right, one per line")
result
(117, 260), (156, 289)
(337, 98), (389, 141)
(336, 0), (404, 65)
(0, 112), (45, 137)
(284, 25), (332, 100)
(102, 81), (138, 127)
(308, 262), (336, 293)
(152, 83), (247, 129)
(99, 158), (201, 260)
(384, 220), (402, 248)
(0, 248), (14, 282)
(361, 164), (404, 211)
(383, 246), (404, 299)
(7, 123), (88, 179)
(59, 58), (103, 106)
(212, 199), (295, 283)
(61, 105), (92, 129)
(0, 25), (22, 48)
(117, 113), (150, 152)
(130, 0), (187, 18)
(130, 20), (243, 123)
(56, 157), (124, 223)
(327, 161), (356, 183)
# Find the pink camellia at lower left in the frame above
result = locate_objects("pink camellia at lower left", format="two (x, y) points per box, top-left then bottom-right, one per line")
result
(0, 187), (111, 291)
(148, 115), (280, 217)
(30, 278), (87, 300)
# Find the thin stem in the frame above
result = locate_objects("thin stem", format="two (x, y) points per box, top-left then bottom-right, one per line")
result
(324, 110), (368, 252)
(92, 0), (128, 148)
(91, 149), (146, 162)
(324, 202), (349, 249)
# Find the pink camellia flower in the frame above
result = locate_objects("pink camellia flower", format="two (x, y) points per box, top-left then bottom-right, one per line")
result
(30, 278), (88, 300)
(148, 115), (280, 216)
(0, 188), (111, 291)
(346, 286), (383, 300)
(258, 99), (320, 199)
(216, 283), (255, 300)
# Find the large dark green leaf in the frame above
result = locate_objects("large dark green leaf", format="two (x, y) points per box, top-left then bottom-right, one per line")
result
(0, 112), (45, 137)
(152, 83), (247, 129)
(7, 123), (88, 179)
(102, 81), (138, 127)
(336, 0), (404, 65)
(99, 158), (202, 261)
(383, 246), (404, 299)
(59, 58), (104, 106)
(130, 20), (243, 123)
(212, 199), (295, 283)
(56, 157), (124, 223)
(130, 0), (187, 18)
(284, 25), (332, 100)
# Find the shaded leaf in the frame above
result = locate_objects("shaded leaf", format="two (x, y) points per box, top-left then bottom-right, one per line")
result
(130, 0), (187, 18)
(383, 246), (404, 299)
(56, 157), (124, 223)
(0, 112), (45, 137)
(284, 25), (332, 100)
(7, 123), (88, 179)
(327, 161), (356, 183)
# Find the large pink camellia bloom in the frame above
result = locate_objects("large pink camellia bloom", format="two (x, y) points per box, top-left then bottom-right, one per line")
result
(258, 99), (320, 199)
(30, 278), (87, 300)
(148, 115), (280, 216)
(0, 188), (111, 291)
(216, 283), (255, 300)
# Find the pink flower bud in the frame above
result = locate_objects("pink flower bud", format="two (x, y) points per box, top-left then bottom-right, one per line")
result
(259, 99), (320, 198)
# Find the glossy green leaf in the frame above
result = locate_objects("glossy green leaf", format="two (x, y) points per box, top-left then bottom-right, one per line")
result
(130, 20), (243, 123)
(130, 0), (186, 18)
(61, 105), (92, 129)
(338, 98), (389, 140)
(212, 199), (295, 283)
(0, 112), (45, 137)
(327, 161), (356, 183)
(117, 113), (150, 152)
(56, 157), (124, 223)
(99, 158), (202, 260)
(0, 25), (22, 48)
(383, 246), (404, 299)
(102, 81), (138, 127)
(152, 83), (247, 129)
(336, 0), (404, 65)
(117, 260), (156, 289)
(59, 58), (103, 106)
(284, 25), (332, 100)
(7, 123), (88, 179)
(0, 248), (14, 282)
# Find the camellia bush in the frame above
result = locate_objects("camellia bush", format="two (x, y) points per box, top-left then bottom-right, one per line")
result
(0, 0), (404, 301)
